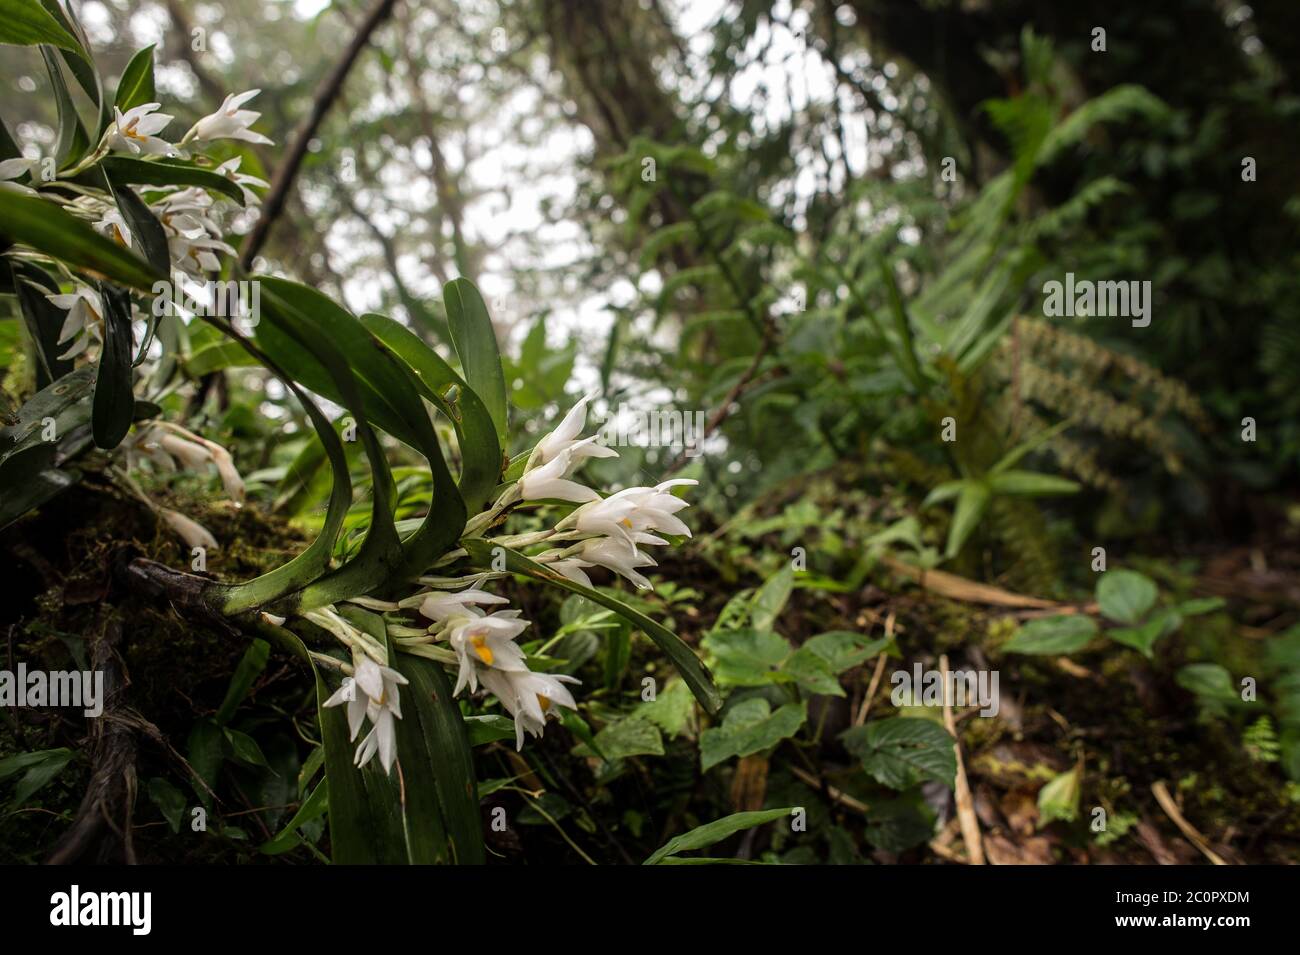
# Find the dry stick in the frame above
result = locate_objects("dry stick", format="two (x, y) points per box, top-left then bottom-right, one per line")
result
(853, 612), (894, 726)
(940, 653), (985, 865)
(1151, 781), (1229, 866)
(238, 0), (400, 270)
(789, 765), (869, 814)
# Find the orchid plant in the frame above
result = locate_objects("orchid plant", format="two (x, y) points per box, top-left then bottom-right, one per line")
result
(0, 10), (719, 864)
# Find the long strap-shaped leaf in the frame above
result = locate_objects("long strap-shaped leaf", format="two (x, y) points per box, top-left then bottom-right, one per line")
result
(461, 540), (722, 715)
(255, 281), (403, 610)
(359, 313), (501, 516)
(382, 630), (483, 864)
(444, 279), (508, 445)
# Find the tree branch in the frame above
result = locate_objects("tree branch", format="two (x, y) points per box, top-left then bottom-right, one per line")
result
(238, 0), (400, 270)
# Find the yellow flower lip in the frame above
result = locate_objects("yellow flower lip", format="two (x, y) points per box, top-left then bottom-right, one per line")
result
(471, 634), (494, 666)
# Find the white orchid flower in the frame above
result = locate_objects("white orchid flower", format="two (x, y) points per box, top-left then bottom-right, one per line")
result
(547, 556), (596, 588)
(47, 285), (104, 360)
(323, 654), (408, 773)
(213, 156), (268, 206)
(447, 611), (531, 695)
(189, 90), (273, 145)
(419, 587), (508, 624)
(518, 448), (599, 503)
(572, 535), (658, 590)
(532, 392), (618, 468)
(0, 157), (36, 194)
(106, 103), (175, 156)
(93, 207), (134, 248)
(563, 478), (697, 551)
(481, 668), (580, 749)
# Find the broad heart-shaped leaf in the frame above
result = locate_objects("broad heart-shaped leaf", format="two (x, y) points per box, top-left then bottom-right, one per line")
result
(1003, 614), (1098, 655)
(1108, 607), (1180, 659)
(0, 0), (82, 51)
(113, 44), (155, 112)
(1096, 569), (1158, 625)
(841, 716), (956, 790)
(798, 631), (892, 673)
(700, 627), (791, 686)
(382, 631), (484, 864)
(644, 807), (792, 865)
(0, 190), (163, 291)
(444, 278), (508, 444)
(97, 156), (246, 206)
(359, 312), (501, 516)
(700, 697), (806, 770)
(461, 540), (722, 715)
(781, 647), (845, 696)
(91, 282), (134, 449)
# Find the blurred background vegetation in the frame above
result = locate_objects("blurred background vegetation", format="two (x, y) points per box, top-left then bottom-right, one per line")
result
(3, 0), (1300, 864)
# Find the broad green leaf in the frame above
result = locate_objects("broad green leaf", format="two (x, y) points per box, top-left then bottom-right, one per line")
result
(700, 697), (806, 770)
(644, 807), (793, 865)
(799, 631), (891, 673)
(1096, 569), (1158, 625)
(750, 564), (794, 633)
(700, 627), (791, 686)
(635, 679), (696, 738)
(0, 189), (163, 290)
(444, 278), (507, 443)
(841, 716), (956, 790)
(782, 648), (844, 696)
(113, 44), (155, 112)
(1003, 614), (1098, 655)
(1109, 608), (1180, 658)
(0, 0), (81, 51)
(462, 540), (722, 715)
(573, 716), (663, 761)
(1176, 663), (1239, 705)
